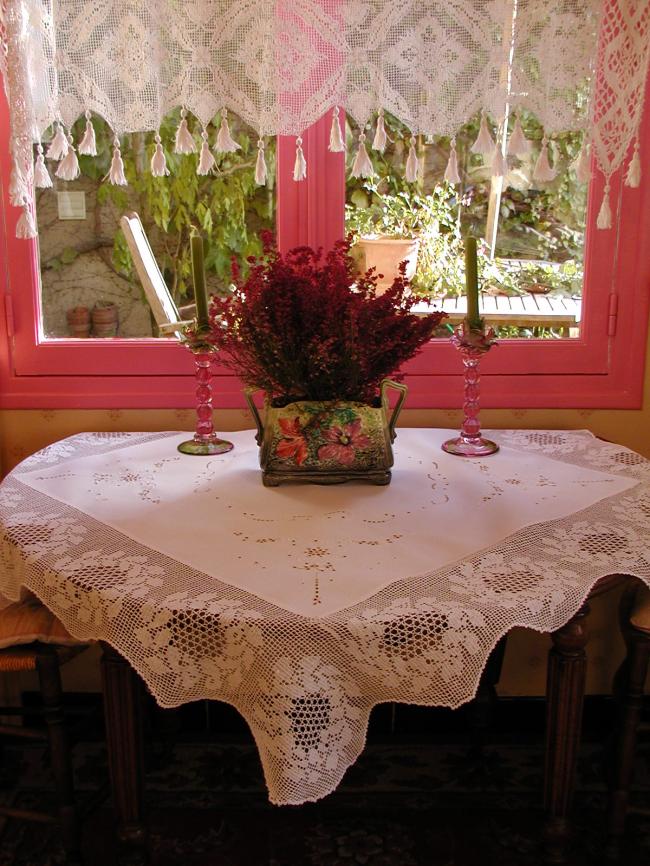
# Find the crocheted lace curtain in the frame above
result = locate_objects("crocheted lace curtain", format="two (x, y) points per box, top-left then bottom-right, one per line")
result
(2, 0), (649, 239)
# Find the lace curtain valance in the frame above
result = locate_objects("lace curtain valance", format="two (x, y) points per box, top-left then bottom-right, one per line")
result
(1, 0), (649, 239)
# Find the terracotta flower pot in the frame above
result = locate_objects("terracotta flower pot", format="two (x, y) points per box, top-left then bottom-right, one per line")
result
(245, 379), (408, 487)
(526, 283), (552, 295)
(66, 306), (91, 338)
(91, 303), (119, 337)
(354, 237), (420, 292)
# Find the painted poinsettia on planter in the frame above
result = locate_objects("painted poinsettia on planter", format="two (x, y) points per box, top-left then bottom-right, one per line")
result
(207, 233), (446, 485)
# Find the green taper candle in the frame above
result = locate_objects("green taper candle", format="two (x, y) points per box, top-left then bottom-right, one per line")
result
(465, 236), (481, 329)
(190, 231), (210, 331)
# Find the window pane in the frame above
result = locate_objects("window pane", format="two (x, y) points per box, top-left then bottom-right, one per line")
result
(345, 111), (585, 340)
(36, 113), (276, 338)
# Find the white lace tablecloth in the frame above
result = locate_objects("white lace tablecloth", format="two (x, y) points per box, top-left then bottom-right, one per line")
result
(1, 429), (649, 805)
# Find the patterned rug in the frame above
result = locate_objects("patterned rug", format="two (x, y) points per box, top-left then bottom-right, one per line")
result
(1, 734), (649, 865)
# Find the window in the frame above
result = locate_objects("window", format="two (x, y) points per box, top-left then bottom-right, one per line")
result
(1, 70), (649, 410)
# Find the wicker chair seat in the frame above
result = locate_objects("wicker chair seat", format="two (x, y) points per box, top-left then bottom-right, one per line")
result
(0, 597), (83, 651)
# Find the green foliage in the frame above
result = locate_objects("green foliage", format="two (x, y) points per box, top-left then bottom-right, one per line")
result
(71, 111), (275, 307)
(44, 246), (79, 272)
(112, 229), (135, 280)
(345, 110), (586, 302)
(460, 110), (587, 263)
(345, 186), (456, 238)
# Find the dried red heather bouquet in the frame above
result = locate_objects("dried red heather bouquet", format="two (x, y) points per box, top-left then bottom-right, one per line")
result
(208, 232), (446, 404)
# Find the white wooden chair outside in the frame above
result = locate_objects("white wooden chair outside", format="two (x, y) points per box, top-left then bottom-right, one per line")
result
(120, 212), (195, 336)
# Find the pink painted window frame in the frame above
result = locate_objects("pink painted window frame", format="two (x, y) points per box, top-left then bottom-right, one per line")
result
(1, 80), (649, 410)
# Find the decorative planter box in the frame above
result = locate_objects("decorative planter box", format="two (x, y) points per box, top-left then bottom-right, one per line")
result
(245, 380), (408, 486)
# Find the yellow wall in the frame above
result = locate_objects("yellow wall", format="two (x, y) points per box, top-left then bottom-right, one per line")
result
(1, 339), (649, 697)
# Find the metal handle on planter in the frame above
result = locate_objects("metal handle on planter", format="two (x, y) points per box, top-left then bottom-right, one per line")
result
(244, 389), (265, 445)
(381, 379), (408, 443)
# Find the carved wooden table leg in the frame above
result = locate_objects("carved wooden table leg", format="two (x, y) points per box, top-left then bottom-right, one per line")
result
(606, 595), (650, 858)
(544, 603), (590, 864)
(36, 646), (81, 865)
(100, 643), (148, 865)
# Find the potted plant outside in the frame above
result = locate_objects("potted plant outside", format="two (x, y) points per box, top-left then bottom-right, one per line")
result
(66, 306), (91, 338)
(205, 233), (446, 485)
(346, 188), (443, 291)
(91, 301), (119, 337)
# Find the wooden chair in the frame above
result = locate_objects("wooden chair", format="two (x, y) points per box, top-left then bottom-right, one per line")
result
(119, 211), (196, 337)
(607, 581), (650, 857)
(0, 597), (88, 864)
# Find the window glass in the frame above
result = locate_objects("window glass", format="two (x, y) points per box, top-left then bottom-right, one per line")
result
(345, 111), (586, 340)
(36, 112), (276, 338)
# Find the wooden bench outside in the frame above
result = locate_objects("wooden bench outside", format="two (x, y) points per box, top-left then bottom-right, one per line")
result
(414, 294), (581, 337)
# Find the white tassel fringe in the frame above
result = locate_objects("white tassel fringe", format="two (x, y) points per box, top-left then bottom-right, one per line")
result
(507, 113), (531, 157)
(293, 136), (307, 181)
(328, 107), (345, 152)
(625, 143), (641, 188)
(597, 183), (612, 230)
(46, 124), (69, 161)
(55, 135), (80, 180)
(372, 109), (387, 153)
(109, 138), (128, 185)
(350, 133), (375, 179)
(492, 147), (507, 178)
(573, 139), (591, 184)
(197, 129), (216, 175)
(215, 108), (241, 153)
(151, 134), (169, 177)
(34, 145), (53, 189)
(16, 205), (37, 239)
(444, 138), (461, 184)
(405, 137), (419, 183)
(533, 137), (557, 183)
(471, 113), (495, 157)
(175, 109), (196, 154)
(9, 164), (27, 206)
(255, 138), (267, 185)
(78, 112), (97, 156)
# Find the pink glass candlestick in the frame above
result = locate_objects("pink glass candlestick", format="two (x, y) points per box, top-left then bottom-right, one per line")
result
(442, 323), (499, 458)
(178, 350), (233, 456)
